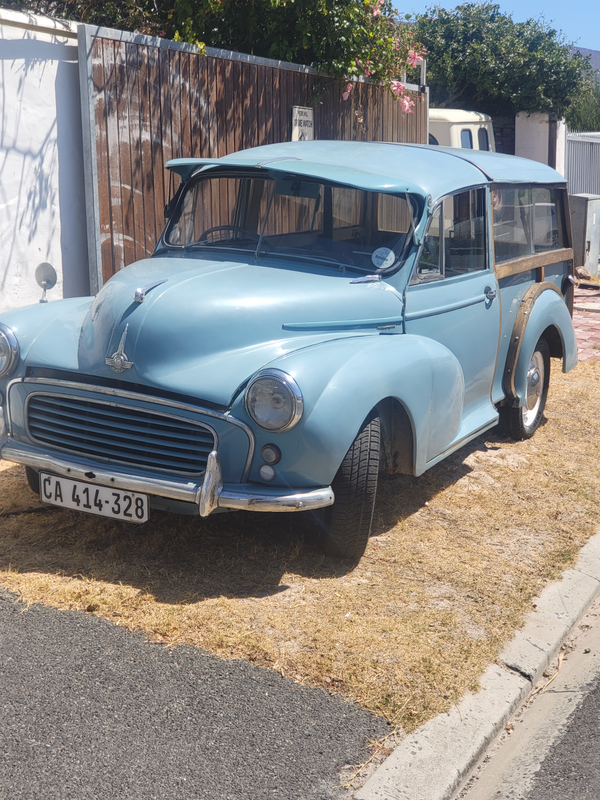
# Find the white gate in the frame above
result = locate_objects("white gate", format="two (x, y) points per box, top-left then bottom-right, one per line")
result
(567, 132), (600, 194)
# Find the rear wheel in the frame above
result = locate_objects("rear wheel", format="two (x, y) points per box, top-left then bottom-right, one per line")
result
(500, 338), (550, 440)
(318, 412), (380, 562)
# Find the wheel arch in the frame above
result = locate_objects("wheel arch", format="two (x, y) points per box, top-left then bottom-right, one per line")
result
(502, 283), (578, 406)
(376, 396), (415, 476)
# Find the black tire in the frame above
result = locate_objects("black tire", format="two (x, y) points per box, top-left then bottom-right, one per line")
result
(500, 337), (550, 440)
(25, 466), (40, 495)
(318, 412), (380, 561)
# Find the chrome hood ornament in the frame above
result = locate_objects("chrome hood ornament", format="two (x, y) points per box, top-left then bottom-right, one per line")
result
(105, 324), (134, 373)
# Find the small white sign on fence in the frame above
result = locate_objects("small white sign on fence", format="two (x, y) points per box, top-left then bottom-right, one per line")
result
(291, 106), (314, 141)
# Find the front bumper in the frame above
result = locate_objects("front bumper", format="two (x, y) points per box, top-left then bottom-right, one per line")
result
(0, 442), (335, 515)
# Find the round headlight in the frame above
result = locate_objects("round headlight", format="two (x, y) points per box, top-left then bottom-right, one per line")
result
(0, 324), (19, 378)
(245, 369), (303, 432)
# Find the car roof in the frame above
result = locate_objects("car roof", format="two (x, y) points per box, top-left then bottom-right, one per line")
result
(429, 109), (492, 123)
(166, 141), (566, 201)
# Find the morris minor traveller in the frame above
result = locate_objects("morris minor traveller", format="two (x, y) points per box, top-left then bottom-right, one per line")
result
(0, 141), (578, 562)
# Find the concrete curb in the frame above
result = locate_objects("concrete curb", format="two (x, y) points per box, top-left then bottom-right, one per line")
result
(354, 532), (600, 800)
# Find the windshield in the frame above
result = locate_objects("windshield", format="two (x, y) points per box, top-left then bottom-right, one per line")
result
(163, 171), (420, 273)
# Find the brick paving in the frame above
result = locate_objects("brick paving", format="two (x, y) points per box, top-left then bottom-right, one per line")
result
(572, 286), (600, 362)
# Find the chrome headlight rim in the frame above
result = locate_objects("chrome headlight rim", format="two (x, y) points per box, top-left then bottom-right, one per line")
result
(244, 368), (303, 433)
(0, 323), (19, 378)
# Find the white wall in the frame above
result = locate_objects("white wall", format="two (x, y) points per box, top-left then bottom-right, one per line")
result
(0, 10), (89, 315)
(515, 111), (567, 177)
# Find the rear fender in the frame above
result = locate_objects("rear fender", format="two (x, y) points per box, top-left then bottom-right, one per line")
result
(503, 284), (577, 407)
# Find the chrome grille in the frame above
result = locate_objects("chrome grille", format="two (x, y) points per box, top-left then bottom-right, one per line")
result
(27, 394), (215, 475)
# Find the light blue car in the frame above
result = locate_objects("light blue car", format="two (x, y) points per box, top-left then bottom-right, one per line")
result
(0, 141), (578, 561)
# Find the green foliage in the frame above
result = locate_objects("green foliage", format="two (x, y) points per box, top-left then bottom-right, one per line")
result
(168, 0), (424, 99)
(566, 78), (600, 132)
(8, 0), (168, 36)
(414, 2), (590, 118)
(9, 0), (424, 104)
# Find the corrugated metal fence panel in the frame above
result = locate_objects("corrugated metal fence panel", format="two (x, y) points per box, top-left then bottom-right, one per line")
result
(567, 133), (600, 196)
(79, 25), (427, 287)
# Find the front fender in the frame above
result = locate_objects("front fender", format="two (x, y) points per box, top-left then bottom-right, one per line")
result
(504, 285), (577, 407)
(233, 333), (465, 486)
(0, 298), (94, 373)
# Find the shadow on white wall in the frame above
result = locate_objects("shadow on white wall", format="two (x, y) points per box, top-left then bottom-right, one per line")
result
(0, 19), (89, 313)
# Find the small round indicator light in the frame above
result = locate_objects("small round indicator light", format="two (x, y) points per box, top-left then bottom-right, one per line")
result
(261, 444), (281, 465)
(259, 465), (276, 482)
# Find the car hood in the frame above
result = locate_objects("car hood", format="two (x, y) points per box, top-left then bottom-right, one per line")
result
(74, 256), (404, 406)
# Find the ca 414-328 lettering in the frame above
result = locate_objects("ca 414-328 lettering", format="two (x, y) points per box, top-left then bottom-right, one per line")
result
(40, 473), (149, 523)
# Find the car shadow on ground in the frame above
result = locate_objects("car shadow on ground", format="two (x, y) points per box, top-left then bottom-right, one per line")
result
(0, 427), (514, 605)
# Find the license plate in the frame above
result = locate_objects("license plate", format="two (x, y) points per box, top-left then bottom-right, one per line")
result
(39, 473), (149, 523)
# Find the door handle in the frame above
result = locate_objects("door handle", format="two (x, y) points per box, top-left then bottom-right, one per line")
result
(484, 286), (497, 301)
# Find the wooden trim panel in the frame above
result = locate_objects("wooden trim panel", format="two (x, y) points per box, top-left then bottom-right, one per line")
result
(495, 248), (574, 280)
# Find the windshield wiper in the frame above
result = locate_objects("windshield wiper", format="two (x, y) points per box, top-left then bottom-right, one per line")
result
(183, 241), (256, 253)
(259, 250), (369, 272)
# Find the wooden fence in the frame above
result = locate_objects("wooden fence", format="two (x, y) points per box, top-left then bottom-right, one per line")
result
(78, 26), (428, 290)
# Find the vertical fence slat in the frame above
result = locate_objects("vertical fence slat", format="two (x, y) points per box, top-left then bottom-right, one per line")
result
(125, 42), (145, 263)
(137, 42), (157, 256)
(91, 38), (113, 286)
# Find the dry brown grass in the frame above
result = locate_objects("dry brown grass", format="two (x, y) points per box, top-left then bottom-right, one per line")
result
(1, 360), (599, 733)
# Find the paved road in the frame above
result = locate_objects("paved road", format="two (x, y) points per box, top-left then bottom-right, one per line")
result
(457, 598), (600, 800)
(526, 666), (600, 800)
(0, 589), (389, 800)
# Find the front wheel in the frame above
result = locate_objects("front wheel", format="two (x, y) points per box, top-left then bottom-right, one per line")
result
(317, 412), (380, 562)
(500, 337), (550, 440)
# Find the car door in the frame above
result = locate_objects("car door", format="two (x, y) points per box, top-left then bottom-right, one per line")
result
(404, 187), (501, 460)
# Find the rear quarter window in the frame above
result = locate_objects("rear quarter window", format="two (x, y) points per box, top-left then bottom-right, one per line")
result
(492, 186), (566, 262)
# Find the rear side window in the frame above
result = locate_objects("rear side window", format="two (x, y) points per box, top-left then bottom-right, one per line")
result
(460, 129), (473, 149)
(477, 128), (490, 151)
(492, 186), (566, 262)
(414, 188), (487, 281)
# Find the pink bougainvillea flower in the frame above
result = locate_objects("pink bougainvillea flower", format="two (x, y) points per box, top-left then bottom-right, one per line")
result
(407, 49), (423, 68)
(401, 95), (415, 113)
(372, 6), (381, 16)
(390, 80), (405, 97)
(342, 83), (353, 101)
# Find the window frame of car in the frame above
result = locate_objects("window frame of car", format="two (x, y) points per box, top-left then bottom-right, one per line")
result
(157, 167), (425, 277)
(410, 184), (490, 285)
(490, 183), (571, 275)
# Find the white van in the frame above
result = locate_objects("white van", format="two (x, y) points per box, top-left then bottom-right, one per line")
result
(429, 109), (496, 152)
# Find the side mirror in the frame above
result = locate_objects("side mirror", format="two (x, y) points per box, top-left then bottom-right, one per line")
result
(35, 262), (57, 303)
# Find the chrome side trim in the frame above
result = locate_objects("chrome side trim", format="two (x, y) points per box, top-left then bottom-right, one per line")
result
(21, 377), (255, 481)
(24, 391), (218, 477)
(0, 443), (335, 513)
(404, 293), (485, 322)
(6, 377), (24, 435)
(282, 316), (402, 331)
